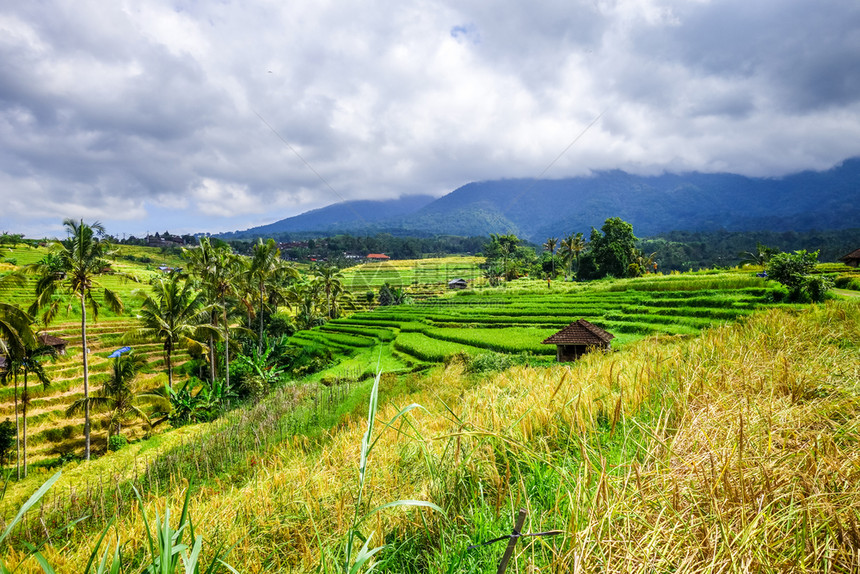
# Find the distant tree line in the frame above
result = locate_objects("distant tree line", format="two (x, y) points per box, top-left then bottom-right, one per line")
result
(224, 233), (487, 263)
(639, 228), (860, 271)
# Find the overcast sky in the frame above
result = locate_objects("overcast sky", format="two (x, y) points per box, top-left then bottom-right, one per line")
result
(1, 0), (859, 238)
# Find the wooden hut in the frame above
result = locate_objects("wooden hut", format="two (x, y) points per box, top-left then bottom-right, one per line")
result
(542, 319), (614, 362)
(839, 248), (860, 268)
(38, 333), (68, 356)
(447, 278), (468, 289)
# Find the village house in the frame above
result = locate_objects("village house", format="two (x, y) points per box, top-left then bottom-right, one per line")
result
(38, 333), (68, 356)
(542, 319), (614, 362)
(839, 248), (860, 268)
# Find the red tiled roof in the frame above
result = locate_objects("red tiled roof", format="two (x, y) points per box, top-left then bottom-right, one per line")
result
(542, 320), (614, 346)
(366, 253), (390, 259)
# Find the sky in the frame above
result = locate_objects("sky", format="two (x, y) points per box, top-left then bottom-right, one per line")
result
(1, 0), (859, 239)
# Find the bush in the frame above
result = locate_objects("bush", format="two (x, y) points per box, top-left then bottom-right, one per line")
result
(766, 250), (832, 302)
(834, 276), (860, 291)
(806, 275), (835, 302)
(108, 434), (127, 452)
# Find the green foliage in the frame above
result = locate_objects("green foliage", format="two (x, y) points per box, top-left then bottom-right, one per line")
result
(135, 485), (237, 574)
(233, 345), (285, 401)
(767, 250), (832, 302)
(834, 276), (860, 291)
(589, 217), (639, 279)
(167, 379), (233, 427)
(0, 419), (15, 466)
(107, 434), (127, 452)
(377, 283), (409, 306)
(483, 234), (538, 281)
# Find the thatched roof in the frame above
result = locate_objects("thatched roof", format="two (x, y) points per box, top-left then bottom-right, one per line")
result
(38, 334), (67, 348)
(542, 320), (614, 346)
(840, 248), (860, 262)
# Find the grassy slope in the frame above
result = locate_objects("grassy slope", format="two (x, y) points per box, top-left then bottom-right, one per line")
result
(5, 298), (858, 572)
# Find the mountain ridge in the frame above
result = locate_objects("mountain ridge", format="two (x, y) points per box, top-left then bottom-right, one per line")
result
(218, 159), (860, 241)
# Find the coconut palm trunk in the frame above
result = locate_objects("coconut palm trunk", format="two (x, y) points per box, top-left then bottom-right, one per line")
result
(165, 339), (174, 389)
(223, 305), (230, 390)
(80, 293), (91, 459)
(22, 370), (27, 477)
(259, 280), (265, 352)
(13, 372), (20, 480)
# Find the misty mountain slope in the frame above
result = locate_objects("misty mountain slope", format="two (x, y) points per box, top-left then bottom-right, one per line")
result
(220, 159), (860, 241)
(221, 194), (436, 238)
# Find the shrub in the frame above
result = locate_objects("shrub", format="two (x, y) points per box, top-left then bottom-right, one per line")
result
(834, 276), (860, 291)
(108, 434), (127, 451)
(766, 250), (832, 302)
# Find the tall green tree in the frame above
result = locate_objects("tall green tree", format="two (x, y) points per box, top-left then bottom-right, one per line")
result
(127, 275), (213, 388)
(26, 219), (124, 460)
(313, 264), (350, 319)
(67, 352), (167, 440)
(560, 233), (586, 280)
(0, 303), (35, 478)
(486, 234), (522, 281)
(543, 237), (558, 279)
(182, 237), (241, 388)
(589, 218), (638, 278)
(242, 239), (298, 351)
(18, 340), (54, 477)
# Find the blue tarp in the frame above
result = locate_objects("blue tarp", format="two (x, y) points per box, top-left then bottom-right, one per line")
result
(108, 346), (132, 358)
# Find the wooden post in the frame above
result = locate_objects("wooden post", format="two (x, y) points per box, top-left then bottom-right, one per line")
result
(497, 508), (527, 574)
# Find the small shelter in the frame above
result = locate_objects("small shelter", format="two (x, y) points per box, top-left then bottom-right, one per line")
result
(839, 248), (860, 268)
(366, 253), (390, 261)
(542, 319), (614, 362)
(38, 333), (68, 356)
(448, 278), (468, 289)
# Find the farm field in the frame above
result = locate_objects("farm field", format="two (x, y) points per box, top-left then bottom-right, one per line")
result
(341, 256), (484, 290)
(0, 245), (193, 466)
(4, 295), (858, 572)
(2, 243), (860, 572)
(287, 271), (797, 379)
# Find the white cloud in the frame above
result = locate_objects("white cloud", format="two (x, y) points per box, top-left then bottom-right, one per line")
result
(0, 0), (858, 237)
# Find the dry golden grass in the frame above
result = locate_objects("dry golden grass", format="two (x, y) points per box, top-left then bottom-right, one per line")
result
(8, 301), (860, 572)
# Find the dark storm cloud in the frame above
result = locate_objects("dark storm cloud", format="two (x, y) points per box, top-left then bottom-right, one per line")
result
(0, 0), (859, 238)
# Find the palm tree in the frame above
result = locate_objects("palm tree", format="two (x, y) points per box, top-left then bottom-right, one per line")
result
(313, 264), (348, 319)
(738, 243), (776, 267)
(287, 278), (325, 331)
(67, 352), (167, 441)
(242, 239), (298, 351)
(127, 275), (213, 389)
(0, 303), (35, 479)
(561, 232), (587, 280)
(543, 237), (558, 280)
(182, 237), (241, 388)
(19, 340), (54, 477)
(26, 219), (123, 460)
(571, 233), (586, 279)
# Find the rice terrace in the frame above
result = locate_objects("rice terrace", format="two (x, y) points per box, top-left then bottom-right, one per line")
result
(0, 225), (858, 574)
